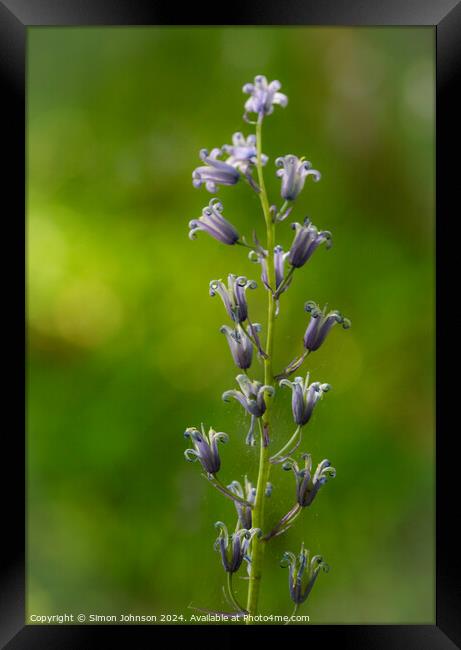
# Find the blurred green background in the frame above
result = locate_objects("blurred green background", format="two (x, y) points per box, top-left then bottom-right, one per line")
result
(27, 27), (435, 624)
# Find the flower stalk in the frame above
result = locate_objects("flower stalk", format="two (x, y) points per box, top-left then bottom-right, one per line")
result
(245, 113), (276, 620)
(183, 74), (350, 624)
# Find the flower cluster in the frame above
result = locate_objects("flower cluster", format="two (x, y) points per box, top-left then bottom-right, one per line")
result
(210, 275), (257, 324)
(243, 75), (288, 120)
(184, 425), (228, 475)
(189, 198), (239, 245)
(283, 454), (336, 508)
(280, 373), (331, 427)
(281, 544), (330, 606)
(214, 522), (261, 574)
(183, 74), (350, 620)
(223, 375), (274, 445)
(303, 301), (351, 351)
(276, 155), (321, 201)
(288, 219), (332, 268)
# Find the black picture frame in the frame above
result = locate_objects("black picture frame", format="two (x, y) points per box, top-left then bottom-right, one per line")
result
(1, 1), (459, 647)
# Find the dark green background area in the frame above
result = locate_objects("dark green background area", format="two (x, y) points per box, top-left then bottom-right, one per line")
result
(27, 27), (435, 623)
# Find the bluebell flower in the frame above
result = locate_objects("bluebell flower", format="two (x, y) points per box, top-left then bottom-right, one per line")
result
(214, 522), (261, 574)
(220, 324), (255, 370)
(275, 155), (321, 201)
(210, 275), (257, 323)
(249, 245), (290, 295)
(222, 374), (275, 445)
(189, 198), (240, 245)
(192, 148), (240, 193)
(304, 301), (351, 352)
(288, 218), (332, 268)
(222, 132), (268, 174)
(281, 544), (329, 605)
(184, 425), (228, 475)
(228, 477), (256, 529)
(279, 373), (330, 427)
(283, 454), (336, 508)
(243, 75), (288, 119)
(227, 478), (273, 529)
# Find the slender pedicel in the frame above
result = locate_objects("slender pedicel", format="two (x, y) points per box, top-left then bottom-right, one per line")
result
(266, 455), (336, 540)
(206, 474), (254, 508)
(269, 426), (302, 464)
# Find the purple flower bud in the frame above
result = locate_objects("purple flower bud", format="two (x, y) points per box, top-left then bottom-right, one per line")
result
(222, 132), (268, 174)
(280, 373), (330, 427)
(228, 477), (256, 529)
(214, 522), (261, 574)
(189, 198), (240, 245)
(275, 155), (321, 201)
(210, 274), (257, 323)
(184, 425), (228, 475)
(283, 454), (336, 508)
(249, 245), (289, 294)
(243, 75), (288, 119)
(288, 218), (332, 268)
(220, 324), (254, 370)
(192, 148), (240, 193)
(280, 543), (329, 605)
(222, 374), (275, 445)
(303, 301), (351, 351)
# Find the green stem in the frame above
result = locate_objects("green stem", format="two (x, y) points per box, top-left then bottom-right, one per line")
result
(286, 603), (299, 626)
(277, 200), (290, 221)
(206, 475), (253, 507)
(264, 503), (302, 541)
(269, 425), (301, 464)
(227, 572), (246, 614)
(275, 266), (295, 298)
(245, 114), (276, 622)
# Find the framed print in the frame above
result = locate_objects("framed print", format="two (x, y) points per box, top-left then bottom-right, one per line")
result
(1, 1), (459, 647)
